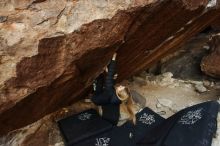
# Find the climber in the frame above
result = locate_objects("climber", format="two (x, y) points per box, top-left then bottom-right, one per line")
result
(69, 52), (165, 146)
(91, 52), (136, 125)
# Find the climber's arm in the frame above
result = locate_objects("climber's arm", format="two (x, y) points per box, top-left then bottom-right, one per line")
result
(105, 53), (117, 90)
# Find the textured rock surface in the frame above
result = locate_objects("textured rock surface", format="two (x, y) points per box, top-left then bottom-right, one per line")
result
(160, 34), (211, 80)
(0, 0), (220, 135)
(201, 34), (220, 78)
(211, 16), (220, 30)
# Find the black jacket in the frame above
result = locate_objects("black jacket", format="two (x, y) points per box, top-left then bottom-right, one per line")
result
(91, 60), (121, 105)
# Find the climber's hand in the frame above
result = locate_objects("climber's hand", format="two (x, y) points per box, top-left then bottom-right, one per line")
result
(113, 74), (118, 80)
(112, 53), (117, 61)
(105, 67), (108, 73)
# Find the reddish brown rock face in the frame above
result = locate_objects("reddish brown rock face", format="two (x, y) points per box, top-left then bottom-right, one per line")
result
(0, 11), (134, 135)
(201, 35), (220, 78)
(0, 0), (220, 136)
(211, 16), (220, 30)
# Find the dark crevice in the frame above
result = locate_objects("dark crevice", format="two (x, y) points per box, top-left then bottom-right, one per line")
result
(32, 0), (47, 4)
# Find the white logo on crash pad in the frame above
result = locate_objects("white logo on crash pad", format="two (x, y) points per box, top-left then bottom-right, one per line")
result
(139, 113), (156, 125)
(179, 108), (203, 125)
(95, 137), (110, 146)
(78, 112), (92, 120)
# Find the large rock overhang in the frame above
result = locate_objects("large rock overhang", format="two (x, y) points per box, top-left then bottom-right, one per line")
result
(0, 0), (220, 135)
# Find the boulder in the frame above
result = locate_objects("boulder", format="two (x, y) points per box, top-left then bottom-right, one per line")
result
(0, 0), (220, 135)
(201, 35), (220, 78)
(160, 34), (211, 80)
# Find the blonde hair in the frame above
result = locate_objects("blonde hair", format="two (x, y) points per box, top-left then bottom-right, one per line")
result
(116, 86), (136, 124)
